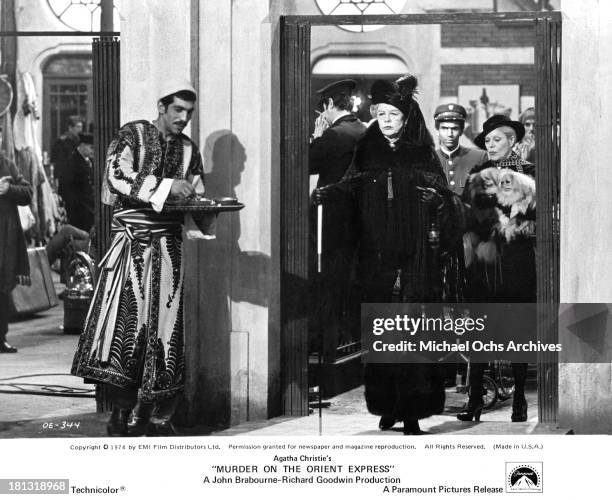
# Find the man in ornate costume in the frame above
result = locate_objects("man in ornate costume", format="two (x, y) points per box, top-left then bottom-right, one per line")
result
(72, 81), (214, 436)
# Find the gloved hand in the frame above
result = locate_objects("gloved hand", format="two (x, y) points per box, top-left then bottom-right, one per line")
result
(312, 187), (330, 205)
(0, 176), (11, 196)
(417, 186), (444, 209)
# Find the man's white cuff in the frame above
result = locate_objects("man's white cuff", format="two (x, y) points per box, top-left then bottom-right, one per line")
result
(149, 178), (174, 212)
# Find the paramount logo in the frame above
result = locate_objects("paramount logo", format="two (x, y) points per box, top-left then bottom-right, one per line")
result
(505, 462), (543, 493)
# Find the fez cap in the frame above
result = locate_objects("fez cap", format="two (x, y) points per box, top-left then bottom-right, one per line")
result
(474, 114), (525, 150)
(434, 103), (467, 122)
(158, 79), (197, 101)
(316, 79), (357, 97)
(78, 133), (93, 145)
(370, 75), (418, 116)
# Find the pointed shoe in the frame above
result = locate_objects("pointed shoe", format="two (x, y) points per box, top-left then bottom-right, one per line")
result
(0, 341), (17, 353)
(457, 402), (484, 422)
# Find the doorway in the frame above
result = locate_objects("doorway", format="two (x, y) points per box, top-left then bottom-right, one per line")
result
(42, 53), (93, 155)
(279, 12), (561, 427)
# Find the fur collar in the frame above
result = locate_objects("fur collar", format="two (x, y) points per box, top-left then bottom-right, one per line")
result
(353, 121), (440, 173)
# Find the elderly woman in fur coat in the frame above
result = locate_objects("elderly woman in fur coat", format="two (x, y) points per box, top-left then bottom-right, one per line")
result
(315, 76), (465, 434)
(458, 114), (536, 424)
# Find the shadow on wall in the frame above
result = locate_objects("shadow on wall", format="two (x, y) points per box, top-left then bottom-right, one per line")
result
(180, 130), (271, 429)
(203, 129), (270, 307)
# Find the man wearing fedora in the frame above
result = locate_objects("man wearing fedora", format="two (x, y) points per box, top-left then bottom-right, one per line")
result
(72, 80), (214, 436)
(434, 103), (487, 196)
(308, 79), (365, 363)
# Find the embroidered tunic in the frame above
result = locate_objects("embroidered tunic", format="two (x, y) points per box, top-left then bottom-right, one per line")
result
(72, 121), (211, 402)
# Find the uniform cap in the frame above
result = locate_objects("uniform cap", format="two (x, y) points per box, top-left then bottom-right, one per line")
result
(434, 103), (467, 122)
(315, 79), (357, 97)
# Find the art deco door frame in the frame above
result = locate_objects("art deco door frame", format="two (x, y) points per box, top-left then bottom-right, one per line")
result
(279, 12), (562, 422)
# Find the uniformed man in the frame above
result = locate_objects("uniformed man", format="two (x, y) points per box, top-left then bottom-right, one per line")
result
(309, 79), (365, 364)
(310, 79), (365, 187)
(434, 103), (487, 195)
(434, 104), (487, 388)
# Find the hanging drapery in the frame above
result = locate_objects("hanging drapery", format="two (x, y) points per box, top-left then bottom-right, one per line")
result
(13, 70), (59, 240)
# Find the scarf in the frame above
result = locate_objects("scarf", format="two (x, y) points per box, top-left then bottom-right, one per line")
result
(493, 150), (527, 174)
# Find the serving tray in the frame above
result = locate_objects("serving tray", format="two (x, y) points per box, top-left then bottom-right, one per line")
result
(165, 197), (245, 214)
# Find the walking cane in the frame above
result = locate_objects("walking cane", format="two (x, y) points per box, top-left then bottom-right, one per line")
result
(317, 203), (323, 436)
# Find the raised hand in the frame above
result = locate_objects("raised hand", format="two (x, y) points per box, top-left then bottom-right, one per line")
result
(312, 112), (330, 139)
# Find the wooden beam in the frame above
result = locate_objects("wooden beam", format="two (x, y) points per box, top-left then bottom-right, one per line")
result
(280, 19), (311, 416)
(535, 17), (561, 425)
(282, 11), (561, 26)
(0, 31), (120, 37)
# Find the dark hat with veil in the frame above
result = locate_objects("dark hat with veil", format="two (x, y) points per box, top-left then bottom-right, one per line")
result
(370, 75), (434, 147)
(369, 75), (419, 117)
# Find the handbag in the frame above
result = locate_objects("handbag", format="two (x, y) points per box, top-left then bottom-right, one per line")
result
(18, 204), (36, 231)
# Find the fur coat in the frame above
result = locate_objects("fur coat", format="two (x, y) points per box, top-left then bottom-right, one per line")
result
(463, 167), (536, 302)
(331, 121), (462, 421)
(336, 121), (465, 302)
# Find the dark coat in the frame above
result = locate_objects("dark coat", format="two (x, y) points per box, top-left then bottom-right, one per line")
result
(308, 114), (366, 355)
(64, 150), (95, 231)
(331, 122), (462, 421)
(309, 113), (366, 260)
(497, 203), (536, 303)
(51, 134), (79, 199)
(310, 114), (366, 188)
(0, 154), (33, 293)
(337, 122), (463, 301)
(463, 155), (536, 303)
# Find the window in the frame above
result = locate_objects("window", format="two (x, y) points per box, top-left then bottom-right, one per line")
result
(43, 55), (92, 154)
